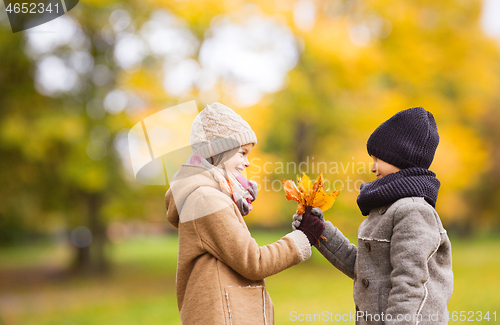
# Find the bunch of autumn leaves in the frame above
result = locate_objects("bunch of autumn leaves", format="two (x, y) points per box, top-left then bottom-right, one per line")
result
(282, 173), (340, 216)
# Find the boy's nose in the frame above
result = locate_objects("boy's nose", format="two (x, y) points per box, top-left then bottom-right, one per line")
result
(371, 163), (376, 173)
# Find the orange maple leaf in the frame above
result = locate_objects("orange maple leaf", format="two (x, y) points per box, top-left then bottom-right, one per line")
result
(282, 172), (340, 215)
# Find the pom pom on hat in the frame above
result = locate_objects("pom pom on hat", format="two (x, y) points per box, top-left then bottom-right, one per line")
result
(367, 107), (439, 170)
(190, 102), (257, 158)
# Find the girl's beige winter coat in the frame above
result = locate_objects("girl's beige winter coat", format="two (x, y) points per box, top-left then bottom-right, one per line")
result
(165, 165), (311, 325)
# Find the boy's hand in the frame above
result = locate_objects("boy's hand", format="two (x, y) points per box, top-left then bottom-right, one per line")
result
(295, 207), (326, 246)
(310, 207), (325, 221)
(292, 207), (324, 230)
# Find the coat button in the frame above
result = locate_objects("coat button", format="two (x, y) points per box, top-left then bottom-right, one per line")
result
(379, 206), (387, 214)
(365, 242), (371, 252)
(362, 278), (369, 288)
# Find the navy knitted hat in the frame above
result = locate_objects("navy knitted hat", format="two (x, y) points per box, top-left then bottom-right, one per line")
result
(367, 107), (439, 170)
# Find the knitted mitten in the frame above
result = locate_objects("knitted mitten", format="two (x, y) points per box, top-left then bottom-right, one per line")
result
(298, 207), (325, 246)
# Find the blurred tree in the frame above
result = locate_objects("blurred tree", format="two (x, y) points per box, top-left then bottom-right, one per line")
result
(0, 28), (45, 244)
(467, 96), (500, 234)
(0, 1), (165, 273)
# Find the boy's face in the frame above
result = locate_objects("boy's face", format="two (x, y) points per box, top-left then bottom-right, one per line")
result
(371, 156), (401, 180)
(223, 143), (254, 174)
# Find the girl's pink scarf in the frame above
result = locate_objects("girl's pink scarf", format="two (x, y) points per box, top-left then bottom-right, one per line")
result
(186, 154), (257, 216)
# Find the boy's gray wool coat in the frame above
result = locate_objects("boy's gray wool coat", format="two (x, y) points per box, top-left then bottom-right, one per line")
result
(317, 197), (453, 325)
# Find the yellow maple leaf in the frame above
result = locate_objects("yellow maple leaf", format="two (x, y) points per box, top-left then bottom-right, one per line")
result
(282, 172), (340, 215)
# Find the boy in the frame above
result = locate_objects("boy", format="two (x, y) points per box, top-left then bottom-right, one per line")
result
(295, 107), (453, 325)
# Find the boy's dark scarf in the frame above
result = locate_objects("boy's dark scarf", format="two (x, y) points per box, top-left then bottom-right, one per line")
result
(357, 167), (440, 216)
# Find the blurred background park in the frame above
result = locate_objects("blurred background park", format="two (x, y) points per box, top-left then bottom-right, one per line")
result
(1, 0), (500, 324)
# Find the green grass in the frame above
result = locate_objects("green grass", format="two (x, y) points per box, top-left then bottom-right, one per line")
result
(0, 232), (499, 324)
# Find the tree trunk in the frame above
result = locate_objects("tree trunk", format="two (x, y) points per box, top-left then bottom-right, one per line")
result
(72, 192), (109, 275)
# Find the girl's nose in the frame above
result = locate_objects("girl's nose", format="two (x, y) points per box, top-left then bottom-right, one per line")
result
(244, 157), (250, 167)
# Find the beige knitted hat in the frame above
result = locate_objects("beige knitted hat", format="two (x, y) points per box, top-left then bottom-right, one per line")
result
(190, 102), (257, 158)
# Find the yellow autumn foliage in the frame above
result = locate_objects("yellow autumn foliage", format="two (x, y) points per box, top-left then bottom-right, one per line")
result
(283, 173), (340, 215)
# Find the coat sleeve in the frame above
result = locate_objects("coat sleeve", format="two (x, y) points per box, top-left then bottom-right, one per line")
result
(385, 202), (441, 325)
(188, 187), (312, 281)
(314, 221), (357, 279)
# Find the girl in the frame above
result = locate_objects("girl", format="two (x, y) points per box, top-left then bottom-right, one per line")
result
(165, 102), (324, 325)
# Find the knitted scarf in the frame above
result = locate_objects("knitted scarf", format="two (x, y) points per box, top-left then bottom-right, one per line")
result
(186, 154), (257, 216)
(356, 167), (440, 216)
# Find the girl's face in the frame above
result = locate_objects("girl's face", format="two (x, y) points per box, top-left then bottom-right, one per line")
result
(223, 143), (254, 174)
(371, 156), (401, 180)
